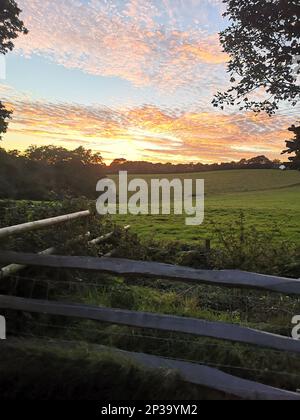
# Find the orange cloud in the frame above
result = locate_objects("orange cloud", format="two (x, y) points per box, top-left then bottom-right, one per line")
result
(2, 90), (296, 164)
(176, 35), (228, 65)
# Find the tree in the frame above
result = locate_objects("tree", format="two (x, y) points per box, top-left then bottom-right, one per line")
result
(25, 145), (75, 165)
(0, 145), (106, 200)
(110, 158), (128, 169)
(0, 102), (12, 139)
(72, 146), (104, 165)
(213, 0), (300, 115)
(25, 145), (104, 166)
(282, 124), (300, 169)
(0, 0), (28, 138)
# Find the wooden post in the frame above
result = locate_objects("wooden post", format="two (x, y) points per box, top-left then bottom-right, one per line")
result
(205, 239), (211, 252)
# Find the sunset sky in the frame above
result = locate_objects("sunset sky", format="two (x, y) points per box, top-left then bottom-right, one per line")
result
(0, 0), (299, 164)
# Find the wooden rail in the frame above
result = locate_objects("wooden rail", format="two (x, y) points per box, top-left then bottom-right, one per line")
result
(0, 247), (56, 279)
(0, 294), (299, 354)
(1, 252), (300, 295)
(0, 210), (90, 239)
(105, 347), (300, 400)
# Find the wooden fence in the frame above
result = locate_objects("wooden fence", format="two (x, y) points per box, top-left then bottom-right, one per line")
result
(0, 210), (299, 400)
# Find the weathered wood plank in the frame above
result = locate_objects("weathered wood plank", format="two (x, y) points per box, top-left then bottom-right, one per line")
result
(121, 349), (300, 400)
(0, 294), (299, 353)
(0, 247), (56, 279)
(0, 210), (90, 239)
(1, 251), (300, 295)
(5, 338), (299, 400)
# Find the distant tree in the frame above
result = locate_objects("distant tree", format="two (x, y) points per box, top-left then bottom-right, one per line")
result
(282, 124), (300, 169)
(25, 145), (104, 167)
(72, 146), (104, 165)
(24, 145), (72, 164)
(272, 159), (282, 168)
(247, 155), (272, 166)
(213, 0), (300, 115)
(239, 158), (248, 166)
(0, 1), (28, 138)
(110, 158), (127, 167)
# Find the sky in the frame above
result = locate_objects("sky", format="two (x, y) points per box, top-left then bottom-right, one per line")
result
(0, 0), (299, 164)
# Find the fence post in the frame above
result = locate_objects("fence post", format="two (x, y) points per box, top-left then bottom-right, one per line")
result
(205, 239), (211, 252)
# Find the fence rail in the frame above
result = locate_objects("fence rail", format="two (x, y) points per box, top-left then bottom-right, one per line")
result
(1, 251), (300, 296)
(0, 210), (90, 239)
(0, 294), (299, 354)
(103, 347), (300, 401)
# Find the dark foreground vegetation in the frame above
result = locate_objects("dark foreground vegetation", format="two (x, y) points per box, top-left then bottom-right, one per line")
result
(0, 146), (105, 200)
(0, 339), (228, 400)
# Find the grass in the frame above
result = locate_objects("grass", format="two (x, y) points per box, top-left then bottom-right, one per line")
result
(110, 169), (300, 245)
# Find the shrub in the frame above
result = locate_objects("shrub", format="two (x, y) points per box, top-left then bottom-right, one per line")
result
(209, 213), (300, 277)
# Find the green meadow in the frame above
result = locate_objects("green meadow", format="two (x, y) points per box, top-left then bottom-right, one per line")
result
(111, 169), (300, 245)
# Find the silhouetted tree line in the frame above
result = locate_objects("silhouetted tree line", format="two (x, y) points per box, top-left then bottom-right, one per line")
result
(0, 146), (105, 200)
(106, 155), (285, 174)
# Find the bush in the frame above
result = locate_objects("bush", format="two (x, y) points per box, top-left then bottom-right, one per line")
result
(209, 214), (300, 277)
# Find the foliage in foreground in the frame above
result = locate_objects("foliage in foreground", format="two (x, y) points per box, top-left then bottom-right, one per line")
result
(0, 0), (28, 138)
(214, 0), (300, 115)
(0, 146), (105, 200)
(210, 215), (300, 278)
(0, 340), (227, 400)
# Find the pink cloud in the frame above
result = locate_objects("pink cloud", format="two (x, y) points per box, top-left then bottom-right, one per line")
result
(15, 0), (227, 92)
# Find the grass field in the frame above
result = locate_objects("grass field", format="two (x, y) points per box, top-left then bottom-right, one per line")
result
(111, 169), (300, 245)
